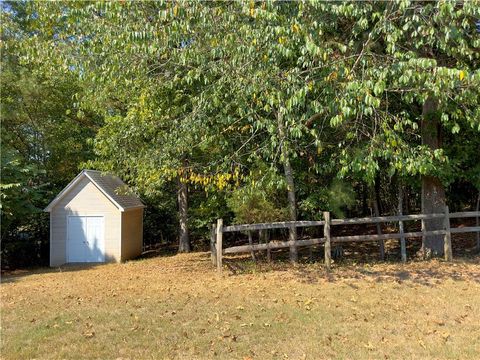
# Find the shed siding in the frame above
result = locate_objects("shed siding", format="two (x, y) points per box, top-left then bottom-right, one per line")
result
(121, 209), (144, 261)
(50, 177), (121, 266)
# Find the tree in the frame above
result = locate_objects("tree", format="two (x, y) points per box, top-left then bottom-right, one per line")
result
(303, 1), (480, 257)
(21, 1), (480, 260)
(24, 2), (316, 256)
(1, 2), (100, 267)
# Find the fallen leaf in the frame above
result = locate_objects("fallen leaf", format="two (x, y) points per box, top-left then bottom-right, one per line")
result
(364, 342), (375, 351)
(83, 331), (95, 338)
(441, 332), (450, 342)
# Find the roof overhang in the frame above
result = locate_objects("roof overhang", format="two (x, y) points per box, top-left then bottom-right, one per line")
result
(44, 170), (146, 212)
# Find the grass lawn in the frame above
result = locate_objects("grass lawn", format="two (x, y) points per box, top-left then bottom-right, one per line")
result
(1, 252), (480, 359)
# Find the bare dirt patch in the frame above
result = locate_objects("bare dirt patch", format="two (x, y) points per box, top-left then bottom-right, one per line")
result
(2, 253), (480, 359)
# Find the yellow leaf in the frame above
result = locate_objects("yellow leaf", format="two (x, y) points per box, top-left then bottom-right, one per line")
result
(83, 331), (95, 338)
(173, 4), (179, 17)
(250, 8), (255, 17)
(363, 342), (375, 351)
(459, 70), (465, 81)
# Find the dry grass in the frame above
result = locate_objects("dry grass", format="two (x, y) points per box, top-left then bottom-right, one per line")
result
(1, 253), (480, 359)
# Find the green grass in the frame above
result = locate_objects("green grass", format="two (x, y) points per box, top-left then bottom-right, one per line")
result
(2, 253), (480, 359)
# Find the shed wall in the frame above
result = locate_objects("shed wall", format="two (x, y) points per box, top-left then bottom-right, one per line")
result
(121, 208), (144, 261)
(50, 177), (122, 266)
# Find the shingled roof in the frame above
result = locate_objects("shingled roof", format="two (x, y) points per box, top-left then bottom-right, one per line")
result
(44, 170), (145, 212)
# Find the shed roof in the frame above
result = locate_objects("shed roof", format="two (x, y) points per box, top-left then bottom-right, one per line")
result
(44, 170), (145, 212)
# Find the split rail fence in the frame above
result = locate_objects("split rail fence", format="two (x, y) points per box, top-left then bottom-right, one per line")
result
(210, 206), (480, 273)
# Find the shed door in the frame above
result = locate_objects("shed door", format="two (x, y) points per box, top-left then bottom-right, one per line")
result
(67, 216), (105, 262)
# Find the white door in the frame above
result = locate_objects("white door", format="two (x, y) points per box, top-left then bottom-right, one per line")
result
(67, 216), (105, 262)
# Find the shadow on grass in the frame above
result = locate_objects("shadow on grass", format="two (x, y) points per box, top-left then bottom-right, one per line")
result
(222, 240), (480, 286)
(139, 244), (179, 259)
(1, 242), (187, 284)
(1, 263), (105, 284)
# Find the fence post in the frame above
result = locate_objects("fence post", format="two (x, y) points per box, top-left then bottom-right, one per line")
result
(398, 186), (406, 263)
(421, 218), (426, 252)
(399, 220), (406, 263)
(373, 195), (385, 261)
(476, 194), (480, 253)
(323, 211), (331, 270)
(266, 230), (272, 262)
(216, 219), (223, 273)
(210, 224), (217, 266)
(443, 206), (452, 261)
(248, 231), (256, 261)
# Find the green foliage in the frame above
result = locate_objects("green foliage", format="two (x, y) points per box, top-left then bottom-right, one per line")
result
(0, 142), (44, 234)
(227, 187), (288, 225)
(315, 1), (480, 184)
(298, 179), (356, 219)
(2, 1), (480, 265)
(1, 2), (99, 267)
(226, 164), (288, 224)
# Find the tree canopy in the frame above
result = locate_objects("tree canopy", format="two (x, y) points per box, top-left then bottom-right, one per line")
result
(2, 0), (479, 266)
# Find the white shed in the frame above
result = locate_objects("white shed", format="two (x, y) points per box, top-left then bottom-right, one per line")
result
(45, 170), (145, 266)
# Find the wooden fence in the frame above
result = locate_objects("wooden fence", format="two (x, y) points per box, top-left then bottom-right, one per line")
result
(210, 207), (480, 273)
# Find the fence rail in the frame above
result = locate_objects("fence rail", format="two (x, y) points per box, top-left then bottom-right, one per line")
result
(211, 207), (480, 273)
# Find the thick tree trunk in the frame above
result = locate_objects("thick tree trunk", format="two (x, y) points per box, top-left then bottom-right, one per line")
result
(177, 177), (190, 253)
(277, 112), (298, 263)
(421, 97), (446, 257)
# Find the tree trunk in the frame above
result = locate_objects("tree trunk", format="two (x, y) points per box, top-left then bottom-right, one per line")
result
(177, 177), (190, 253)
(371, 176), (385, 260)
(374, 177), (383, 214)
(398, 182), (407, 262)
(404, 186), (411, 215)
(476, 192), (480, 253)
(277, 111), (298, 263)
(362, 183), (369, 215)
(421, 97), (446, 257)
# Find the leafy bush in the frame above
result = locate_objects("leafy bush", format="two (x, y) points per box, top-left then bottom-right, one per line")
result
(227, 186), (288, 224)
